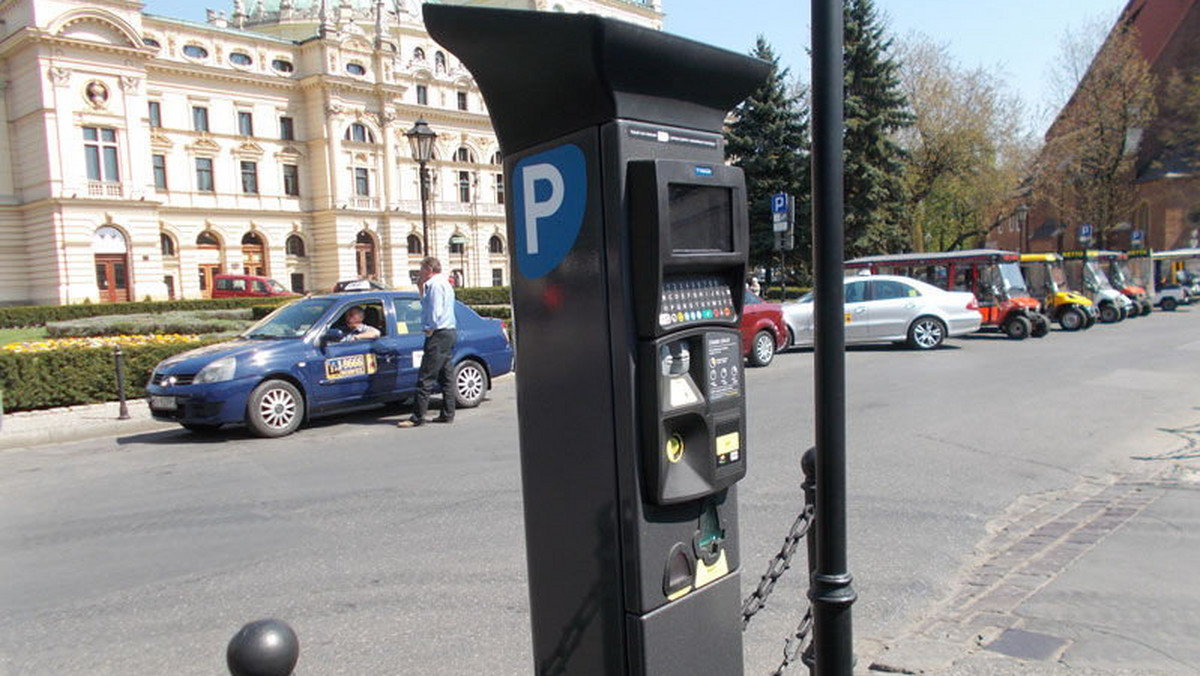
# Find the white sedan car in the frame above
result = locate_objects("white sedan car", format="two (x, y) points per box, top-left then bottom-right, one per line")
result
(783, 275), (982, 350)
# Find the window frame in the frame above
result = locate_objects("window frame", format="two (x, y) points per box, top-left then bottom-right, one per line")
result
(83, 126), (120, 182)
(195, 157), (215, 192)
(279, 116), (295, 141)
(192, 105), (209, 133)
(152, 153), (168, 190)
(282, 163), (300, 197)
(237, 110), (254, 137)
(240, 160), (259, 194)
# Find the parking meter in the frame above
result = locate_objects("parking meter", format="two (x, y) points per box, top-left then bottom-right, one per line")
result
(425, 7), (768, 675)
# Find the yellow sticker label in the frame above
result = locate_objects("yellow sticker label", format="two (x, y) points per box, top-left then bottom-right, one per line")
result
(324, 353), (378, 380)
(845, 312), (853, 323)
(694, 550), (729, 589)
(715, 432), (740, 456)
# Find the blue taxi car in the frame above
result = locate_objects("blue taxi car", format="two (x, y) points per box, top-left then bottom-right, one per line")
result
(145, 291), (513, 437)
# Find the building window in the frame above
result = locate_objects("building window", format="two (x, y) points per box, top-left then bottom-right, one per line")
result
(290, 273), (305, 293)
(164, 274), (176, 299)
(409, 269), (421, 285)
(413, 47), (425, 61)
(455, 146), (475, 163)
(457, 171), (471, 203)
(457, 91), (468, 111)
(279, 116), (294, 141)
(192, 106), (209, 132)
(495, 173), (505, 204)
(143, 37), (161, 48)
(354, 167), (370, 196)
(148, 101), (162, 128)
(416, 84), (428, 106)
(160, 232), (176, 256)
(346, 62), (366, 76)
(492, 267), (504, 287)
(152, 154), (167, 190)
(272, 59), (294, 73)
(285, 234), (306, 257)
(238, 111), (254, 136)
(488, 235), (505, 255)
(283, 164), (300, 196)
(345, 123), (374, 143)
(240, 161), (258, 194)
(230, 51), (252, 66)
(183, 44), (208, 59)
(83, 127), (120, 182)
(435, 51), (446, 72)
(197, 231), (220, 248)
(195, 157), (214, 192)
(407, 234), (423, 254)
(449, 236), (465, 255)
(490, 151), (502, 165)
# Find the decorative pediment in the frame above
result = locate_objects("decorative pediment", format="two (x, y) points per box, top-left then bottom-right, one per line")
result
(149, 130), (173, 150)
(232, 140), (266, 158)
(186, 137), (221, 155)
(276, 144), (304, 160)
(342, 36), (372, 53)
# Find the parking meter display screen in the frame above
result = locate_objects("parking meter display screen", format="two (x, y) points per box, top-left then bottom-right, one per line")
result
(669, 184), (733, 253)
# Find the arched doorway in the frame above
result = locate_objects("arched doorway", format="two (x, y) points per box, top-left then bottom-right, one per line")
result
(196, 230), (223, 297)
(93, 226), (130, 302)
(355, 230), (378, 280)
(241, 231), (267, 277)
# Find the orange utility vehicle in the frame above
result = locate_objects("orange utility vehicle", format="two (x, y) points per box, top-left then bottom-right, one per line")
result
(845, 250), (1051, 340)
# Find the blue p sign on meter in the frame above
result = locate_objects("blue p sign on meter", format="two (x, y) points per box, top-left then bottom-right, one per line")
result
(771, 193), (787, 213)
(513, 144), (588, 279)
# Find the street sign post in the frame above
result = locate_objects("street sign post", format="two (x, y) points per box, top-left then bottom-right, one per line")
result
(426, 7), (768, 675)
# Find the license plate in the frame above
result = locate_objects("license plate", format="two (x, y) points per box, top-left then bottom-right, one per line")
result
(149, 395), (177, 411)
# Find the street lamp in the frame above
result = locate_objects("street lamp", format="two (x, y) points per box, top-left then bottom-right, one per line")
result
(405, 118), (438, 253)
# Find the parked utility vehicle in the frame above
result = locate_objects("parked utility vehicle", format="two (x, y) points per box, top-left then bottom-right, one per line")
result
(1019, 253), (1097, 331)
(845, 250), (1051, 340)
(1061, 250), (1134, 323)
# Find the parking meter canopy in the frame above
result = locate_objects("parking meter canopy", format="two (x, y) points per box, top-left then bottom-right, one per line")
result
(423, 5), (771, 153)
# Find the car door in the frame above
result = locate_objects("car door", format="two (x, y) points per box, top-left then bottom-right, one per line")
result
(391, 297), (428, 393)
(868, 279), (921, 339)
(843, 279), (871, 342)
(307, 298), (400, 409)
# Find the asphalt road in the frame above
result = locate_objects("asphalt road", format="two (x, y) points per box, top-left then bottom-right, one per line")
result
(2, 308), (1199, 675)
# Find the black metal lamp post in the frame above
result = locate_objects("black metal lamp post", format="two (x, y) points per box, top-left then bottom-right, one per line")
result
(811, 0), (856, 673)
(405, 118), (438, 252)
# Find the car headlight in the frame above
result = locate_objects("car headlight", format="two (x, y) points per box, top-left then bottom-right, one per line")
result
(194, 356), (237, 384)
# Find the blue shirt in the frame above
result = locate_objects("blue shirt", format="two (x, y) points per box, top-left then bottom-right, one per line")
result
(422, 274), (457, 331)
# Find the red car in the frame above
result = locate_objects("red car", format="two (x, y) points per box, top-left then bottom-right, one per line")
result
(211, 274), (297, 299)
(741, 290), (786, 367)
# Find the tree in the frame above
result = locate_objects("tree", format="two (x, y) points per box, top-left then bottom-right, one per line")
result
(895, 35), (1035, 251)
(725, 37), (810, 281)
(842, 0), (913, 257)
(1034, 24), (1156, 247)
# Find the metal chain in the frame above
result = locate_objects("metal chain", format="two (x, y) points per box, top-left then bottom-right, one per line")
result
(769, 606), (814, 676)
(741, 502), (814, 628)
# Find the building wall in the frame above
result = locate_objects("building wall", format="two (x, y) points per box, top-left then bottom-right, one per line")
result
(0, 0), (663, 305)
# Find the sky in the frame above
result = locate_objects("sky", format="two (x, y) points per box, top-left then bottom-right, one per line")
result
(143, 0), (1130, 135)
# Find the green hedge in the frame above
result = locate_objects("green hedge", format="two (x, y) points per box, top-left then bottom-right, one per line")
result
(0, 297), (292, 329)
(46, 311), (254, 338)
(455, 287), (511, 305)
(471, 305), (512, 320)
(762, 286), (812, 301)
(0, 340), (222, 412)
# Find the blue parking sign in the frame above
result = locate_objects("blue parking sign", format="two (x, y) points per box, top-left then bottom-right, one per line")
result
(771, 193), (788, 213)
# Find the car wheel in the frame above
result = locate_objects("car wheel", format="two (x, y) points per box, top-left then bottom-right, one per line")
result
(1031, 316), (1050, 338)
(1162, 297), (1177, 311)
(454, 359), (489, 409)
(907, 316), (945, 350)
(1059, 307), (1085, 331)
(181, 423), (222, 435)
(749, 330), (775, 367)
(1004, 316), (1031, 340)
(246, 379), (304, 438)
(1099, 303), (1121, 323)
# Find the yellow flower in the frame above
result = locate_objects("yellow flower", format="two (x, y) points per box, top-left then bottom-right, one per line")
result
(1, 334), (202, 353)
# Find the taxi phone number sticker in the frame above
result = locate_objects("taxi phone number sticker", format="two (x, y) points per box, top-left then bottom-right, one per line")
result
(325, 353), (378, 380)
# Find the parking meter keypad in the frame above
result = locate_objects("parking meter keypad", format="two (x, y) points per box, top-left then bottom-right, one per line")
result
(659, 275), (735, 329)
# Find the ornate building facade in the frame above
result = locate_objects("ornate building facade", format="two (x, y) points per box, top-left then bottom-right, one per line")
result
(0, 0), (663, 305)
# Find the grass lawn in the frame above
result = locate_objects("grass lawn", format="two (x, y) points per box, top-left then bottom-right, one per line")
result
(0, 326), (48, 346)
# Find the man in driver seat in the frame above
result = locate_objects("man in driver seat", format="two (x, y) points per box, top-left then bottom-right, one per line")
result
(339, 306), (380, 341)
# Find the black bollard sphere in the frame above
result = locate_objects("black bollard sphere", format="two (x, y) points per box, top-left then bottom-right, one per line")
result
(226, 619), (300, 676)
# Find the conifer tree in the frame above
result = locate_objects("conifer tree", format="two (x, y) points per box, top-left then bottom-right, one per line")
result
(725, 37), (811, 284)
(843, 0), (913, 256)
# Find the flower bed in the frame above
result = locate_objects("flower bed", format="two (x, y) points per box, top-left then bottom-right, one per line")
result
(2, 334), (201, 354)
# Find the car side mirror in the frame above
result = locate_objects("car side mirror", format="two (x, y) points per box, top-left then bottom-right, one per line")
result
(320, 328), (344, 346)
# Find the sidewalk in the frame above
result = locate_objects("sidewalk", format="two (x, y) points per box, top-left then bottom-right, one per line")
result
(863, 462), (1200, 675)
(0, 399), (172, 450)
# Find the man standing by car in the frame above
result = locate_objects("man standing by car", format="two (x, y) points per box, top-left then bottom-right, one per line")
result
(398, 257), (458, 428)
